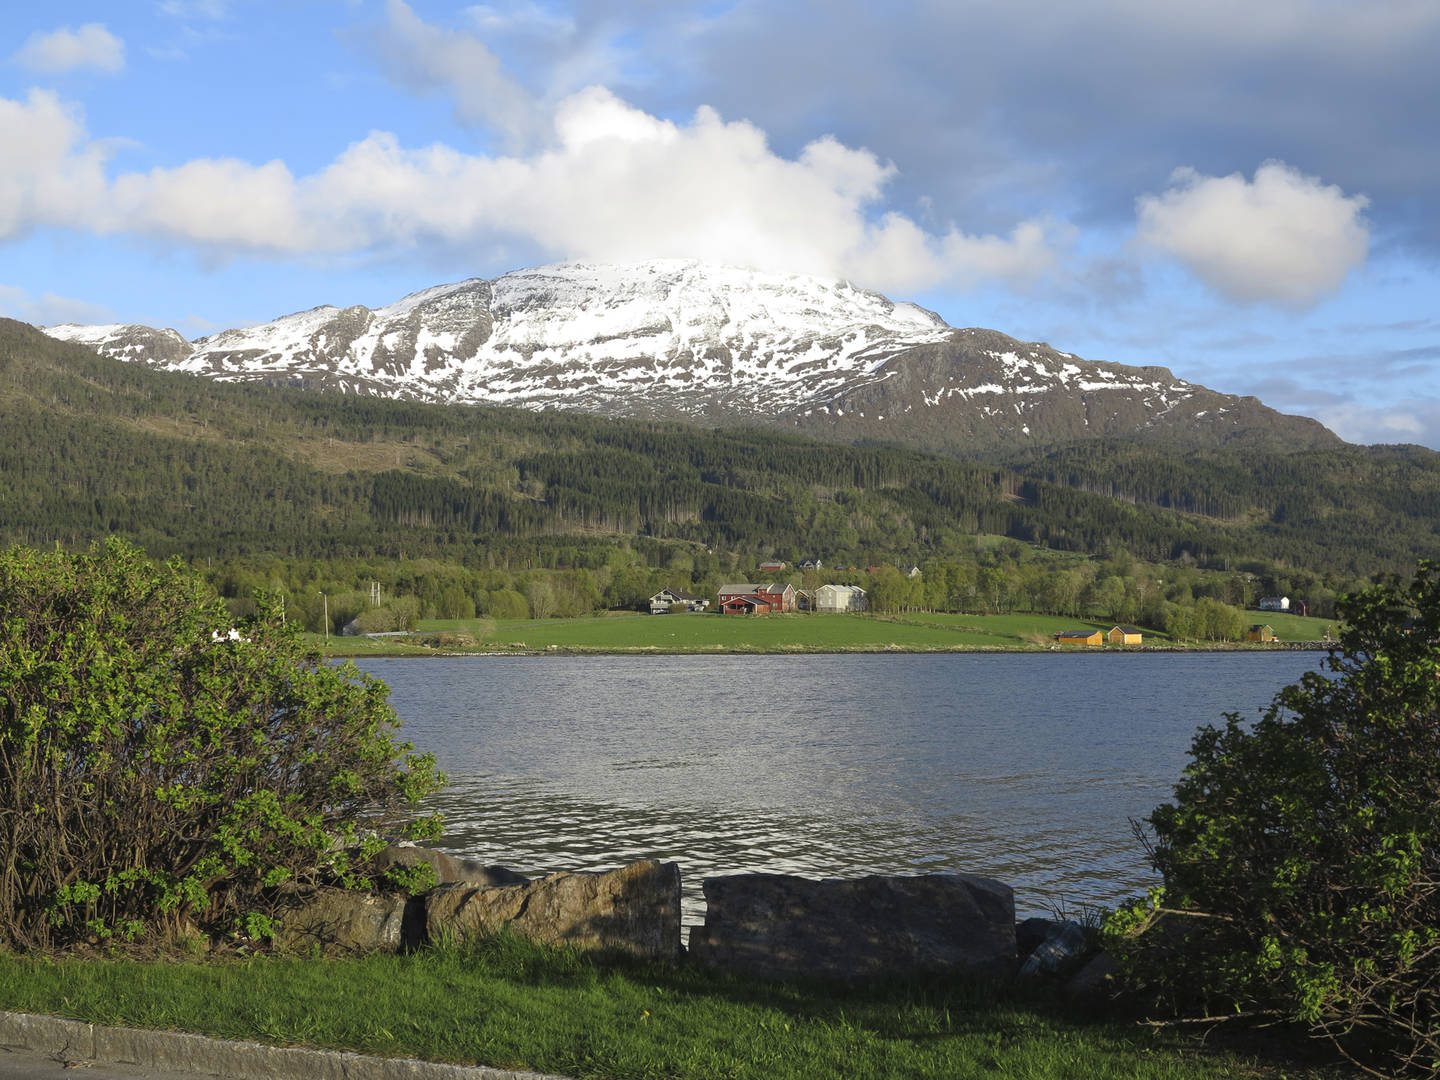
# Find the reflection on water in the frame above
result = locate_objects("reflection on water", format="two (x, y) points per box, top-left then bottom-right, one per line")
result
(359, 651), (1321, 921)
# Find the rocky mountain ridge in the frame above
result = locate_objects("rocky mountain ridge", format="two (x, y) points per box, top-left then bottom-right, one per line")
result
(44, 260), (1339, 451)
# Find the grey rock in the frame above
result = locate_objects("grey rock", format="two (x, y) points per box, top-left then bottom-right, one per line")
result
(1018, 919), (1086, 977)
(425, 859), (681, 960)
(1063, 952), (1120, 1000)
(1016, 916), (1055, 958)
(688, 872), (1015, 981)
(273, 888), (411, 953)
(450, 858), (531, 887)
(372, 845), (530, 888)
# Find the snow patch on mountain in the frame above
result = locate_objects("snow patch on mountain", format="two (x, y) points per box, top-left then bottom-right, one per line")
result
(37, 258), (1337, 449)
(50, 261), (958, 416)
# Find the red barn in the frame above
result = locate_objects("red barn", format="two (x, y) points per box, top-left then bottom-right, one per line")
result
(718, 583), (797, 614)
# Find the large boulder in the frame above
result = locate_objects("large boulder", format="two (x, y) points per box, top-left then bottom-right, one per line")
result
(1063, 952), (1120, 1001)
(273, 888), (415, 953)
(371, 844), (530, 887)
(425, 859), (682, 960)
(687, 872), (1015, 980)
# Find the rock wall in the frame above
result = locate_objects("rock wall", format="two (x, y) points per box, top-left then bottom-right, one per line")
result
(425, 860), (682, 960)
(275, 848), (1026, 983)
(273, 889), (415, 954)
(687, 872), (1015, 980)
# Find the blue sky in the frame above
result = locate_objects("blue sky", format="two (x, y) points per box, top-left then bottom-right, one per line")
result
(3, 0), (1438, 448)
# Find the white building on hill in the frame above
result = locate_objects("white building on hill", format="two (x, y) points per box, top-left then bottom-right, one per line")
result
(815, 584), (867, 613)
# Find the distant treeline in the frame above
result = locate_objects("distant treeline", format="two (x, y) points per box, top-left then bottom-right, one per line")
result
(2, 317), (1437, 634)
(203, 541), (1332, 643)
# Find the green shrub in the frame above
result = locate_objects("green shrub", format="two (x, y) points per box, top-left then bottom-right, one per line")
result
(0, 539), (444, 950)
(350, 596), (421, 634)
(1106, 561), (1440, 1075)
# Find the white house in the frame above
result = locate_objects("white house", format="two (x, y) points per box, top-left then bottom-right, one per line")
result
(815, 583), (868, 613)
(649, 587), (709, 614)
(1258, 596), (1290, 612)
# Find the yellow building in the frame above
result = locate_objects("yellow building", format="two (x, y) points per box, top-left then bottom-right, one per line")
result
(1055, 629), (1104, 646)
(1107, 625), (1143, 645)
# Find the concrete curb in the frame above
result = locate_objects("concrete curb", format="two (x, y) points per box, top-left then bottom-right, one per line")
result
(0, 1011), (570, 1080)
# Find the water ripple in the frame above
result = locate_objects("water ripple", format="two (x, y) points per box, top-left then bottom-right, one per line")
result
(361, 651), (1322, 921)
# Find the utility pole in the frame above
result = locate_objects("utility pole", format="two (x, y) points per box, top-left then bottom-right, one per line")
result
(319, 592), (329, 643)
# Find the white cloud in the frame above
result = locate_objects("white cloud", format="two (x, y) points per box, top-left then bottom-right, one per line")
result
(12, 23), (125, 74)
(0, 91), (113, 240)
(465, 2), (577, 38)
(306, 86), (1062, 290)
(109, 158), (317, 251)
(0, 82), (1058, 295)
(1135, 162), (1369, 309)
(366, 0), (544, 145)
(1309, 400), (1440, 447)
(0, 283), (113, 326)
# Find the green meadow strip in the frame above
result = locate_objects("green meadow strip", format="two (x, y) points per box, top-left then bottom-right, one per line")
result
(0, 938), (1343, 1079)
(316, 609), (1333, 657)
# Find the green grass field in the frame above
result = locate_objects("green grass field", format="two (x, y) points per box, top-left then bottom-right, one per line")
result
(435, 611), (1087, 651)
(315, 609), (1334, 657)
(0, 937), (1345, 1080)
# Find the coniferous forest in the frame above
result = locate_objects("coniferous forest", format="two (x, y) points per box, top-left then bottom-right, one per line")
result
(3, 317), (1438, 634)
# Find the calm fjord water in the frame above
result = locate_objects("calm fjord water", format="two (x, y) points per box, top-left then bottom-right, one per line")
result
(359, 652), (1320, 921)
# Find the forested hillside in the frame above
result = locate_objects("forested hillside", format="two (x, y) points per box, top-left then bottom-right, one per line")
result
(3, 317), (1438, 631)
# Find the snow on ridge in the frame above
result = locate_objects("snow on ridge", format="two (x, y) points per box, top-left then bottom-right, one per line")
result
(373, 278), (486, 319)
(195, 304), (346, 359)
(46, 322), (190, 348)
(47, 323), (136, 342)
(485, 261), (952, 346)
(37, 260), (1215, 429)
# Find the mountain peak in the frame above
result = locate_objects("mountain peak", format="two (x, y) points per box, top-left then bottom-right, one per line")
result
(40, 261), (1339, 451)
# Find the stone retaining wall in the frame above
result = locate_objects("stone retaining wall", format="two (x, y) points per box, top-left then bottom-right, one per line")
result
(276, 846), (1021, 982)
(688, 871), (1015, 980)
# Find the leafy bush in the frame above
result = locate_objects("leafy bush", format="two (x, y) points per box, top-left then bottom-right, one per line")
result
(1106, 562), (1440, 1075)
(350, 596), (421, 634)
(0, 539), (443, 950)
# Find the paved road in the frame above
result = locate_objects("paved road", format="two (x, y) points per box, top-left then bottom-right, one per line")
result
(0, 1011), (566, 1080)
(0, 1043), (224, 1079)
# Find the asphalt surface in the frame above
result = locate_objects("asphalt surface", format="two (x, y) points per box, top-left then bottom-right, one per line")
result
(0, 1042), (218, 1079)
(0, 1012), (568, 1080)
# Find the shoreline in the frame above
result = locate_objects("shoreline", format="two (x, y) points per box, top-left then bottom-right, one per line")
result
(329, 641), (1334, 659)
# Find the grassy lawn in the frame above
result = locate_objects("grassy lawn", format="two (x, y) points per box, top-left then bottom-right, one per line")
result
(0, 937), (1345, 1079)
(437, 611), (1078, 652)
(1245, 611), (1334, 641)
(312, 608), (1335, 657)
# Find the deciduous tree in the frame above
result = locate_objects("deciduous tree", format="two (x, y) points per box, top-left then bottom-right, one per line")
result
(1107, 562), (1440, 1075)
(0, 539), (443, 950)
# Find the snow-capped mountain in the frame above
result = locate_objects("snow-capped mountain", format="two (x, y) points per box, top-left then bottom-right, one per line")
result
(44, 260), (1338, 450)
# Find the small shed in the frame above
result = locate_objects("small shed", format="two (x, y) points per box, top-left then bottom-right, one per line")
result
(1107, 625), (1143, 645)
(721, 595), (771, 615)
(1247, 624), (1278, 642)
(1055, 629), (1104, 646)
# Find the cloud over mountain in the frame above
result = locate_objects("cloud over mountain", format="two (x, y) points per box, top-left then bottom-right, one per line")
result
(1136, 163), (1370, 309)
(1, 2), (1434, 449)
(0, 79), (1063, 293)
